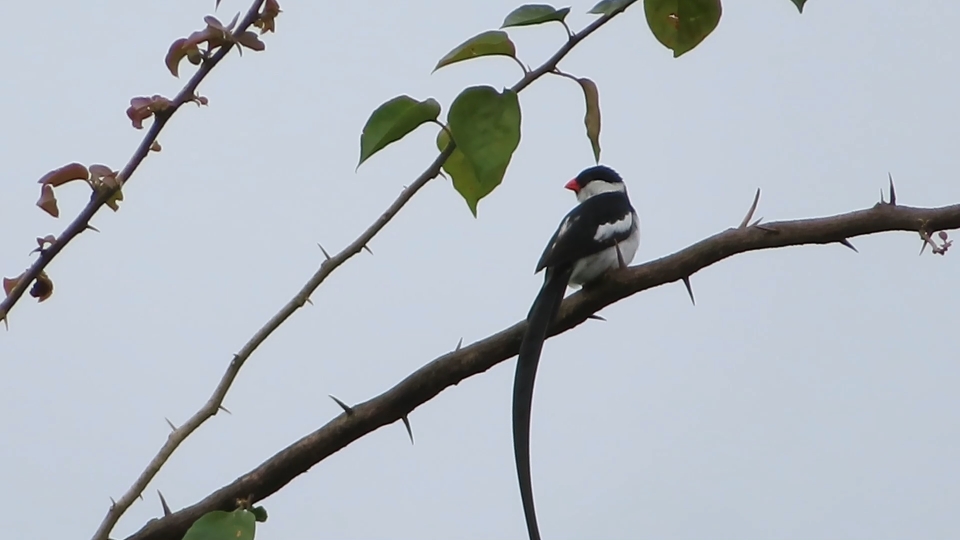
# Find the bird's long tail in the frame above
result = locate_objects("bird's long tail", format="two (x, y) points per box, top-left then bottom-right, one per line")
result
(513, 265), (573, 540)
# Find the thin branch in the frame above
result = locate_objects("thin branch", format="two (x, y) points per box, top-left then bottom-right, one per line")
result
(82, 7), (271, 540)
(80, 6), (271, 536)
(125, 200), (960, 540)
(90, 4), (641, 539)
(0, 1), (268, 323)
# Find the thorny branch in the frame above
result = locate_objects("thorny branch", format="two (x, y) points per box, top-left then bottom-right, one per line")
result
(124, 199), (959, 540)
(82, 3), (271, 540)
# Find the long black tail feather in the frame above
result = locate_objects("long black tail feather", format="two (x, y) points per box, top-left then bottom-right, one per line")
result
(513, 265), (573, 540)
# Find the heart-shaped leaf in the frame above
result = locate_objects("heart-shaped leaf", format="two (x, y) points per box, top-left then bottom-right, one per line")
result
(644, 0), (722, 58)
(358, 96), (441, 167)
(440, 86), (522, 215)
(501, 4), (571, 28)
(434, 30), (517, 72)
(183, 509), (257, 540)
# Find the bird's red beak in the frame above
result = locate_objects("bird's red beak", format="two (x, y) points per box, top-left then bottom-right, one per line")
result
(564, 178), (579, 192)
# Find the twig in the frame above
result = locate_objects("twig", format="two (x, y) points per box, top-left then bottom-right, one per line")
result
(124, 200), (960, 540)
(83, 7), (269, 540)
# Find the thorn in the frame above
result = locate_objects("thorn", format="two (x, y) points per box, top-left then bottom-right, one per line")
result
(218, 404), (232, 415)
(879, 188), (885, 204)
(755, 223), (779, 233)
(362, 244), (373, 255)
(615, 242), (626, 269)
(165, 418), (176, 431)
(158, 490), (172, 516)
(681, 276), (696, 306)
(587, 314), (606, 321)
(85, 224), (100, 233)
(739, 188), (761, 229)
(138, 493), (144, 501)
(838, 238), (859, 253)
(918, 229), (940, 255)
(316, 243), (332, 260)
(329, 395), (354, 415)
(304, 297), (313, 306)
(455, 337), (463, 351)
(919, 238), (928, 256)
(888, 172), (897, 205)
(401, 415), (415, 445)
(109, 496), (117, 508)
(749, 216), (763, 227)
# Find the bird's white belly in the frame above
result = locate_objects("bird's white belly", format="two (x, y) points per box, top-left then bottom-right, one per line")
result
(568, 225), (640, 287)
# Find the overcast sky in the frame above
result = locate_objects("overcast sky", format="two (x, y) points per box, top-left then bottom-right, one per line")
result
(2, 1), (959, 539)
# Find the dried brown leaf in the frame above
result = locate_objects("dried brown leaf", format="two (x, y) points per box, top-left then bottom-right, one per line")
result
(165, 38), (196, 77)
(204, 15), (227, 32)
(254, 0), (281, 34)
(88, 164), (114, 179)
(105, 189), (124, 212)
(577, 77), (601, 163)
(31, 272), (54, 303)
(3, 274), (22, 297)
(30, 235), (56, 254)
(237, 31), (265, 51)
(38, 162), (89, 187)
(37, 185), (59, 218)
(126, 95), (173, 129)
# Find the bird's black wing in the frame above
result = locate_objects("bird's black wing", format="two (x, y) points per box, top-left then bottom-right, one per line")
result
(535, 192), (635, 273)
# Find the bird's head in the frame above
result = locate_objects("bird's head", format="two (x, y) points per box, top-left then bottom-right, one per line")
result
(564, 165), (626, 202)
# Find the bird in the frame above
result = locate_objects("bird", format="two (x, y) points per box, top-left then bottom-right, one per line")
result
(513, 165), (640, 540)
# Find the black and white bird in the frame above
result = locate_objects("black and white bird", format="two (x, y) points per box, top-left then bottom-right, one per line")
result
(513, 165), (640, 540)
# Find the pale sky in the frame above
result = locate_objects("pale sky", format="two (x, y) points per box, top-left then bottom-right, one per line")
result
(2, 1), (959, 539)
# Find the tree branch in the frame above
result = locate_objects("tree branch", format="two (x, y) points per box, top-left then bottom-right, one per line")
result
(124, 200), (960, 540)
(0, 1), (268, 324)
(81, 3), (270, 540)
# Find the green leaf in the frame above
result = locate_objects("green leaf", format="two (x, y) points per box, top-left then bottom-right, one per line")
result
(790, 0), (806, 13)
(358, 95), (441, 168)
(436, 130), (482, 216)
(434, 30), (517, 72)
(644, 0), (722, 58)
(501, 4), (571, 28)
(440, 86), (522, 216)
(183, 509), (257, 540)
(588, 0), (633, 16)
(576, 77), (602, 163)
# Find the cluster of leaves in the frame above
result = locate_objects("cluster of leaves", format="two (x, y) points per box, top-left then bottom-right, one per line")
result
(356, 0), (806, 215)
(36, 162), (125, 218)
(166, 0), (278, 78)
(126, 94), (210, 130)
